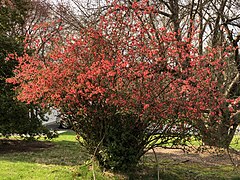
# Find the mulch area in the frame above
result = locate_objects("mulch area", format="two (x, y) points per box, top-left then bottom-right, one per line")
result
(0, 139), (54, 154)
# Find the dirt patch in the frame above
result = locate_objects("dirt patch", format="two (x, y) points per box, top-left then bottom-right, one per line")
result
(146, 147), (240, 166)
(0, 139), (54, 154)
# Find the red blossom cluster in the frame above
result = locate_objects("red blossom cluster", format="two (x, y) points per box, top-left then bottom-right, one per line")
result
(7, 0), (238, 127)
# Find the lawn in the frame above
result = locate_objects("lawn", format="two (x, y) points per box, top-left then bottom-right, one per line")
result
(0, 131), (240, 179)
(0, 131), (111, 180)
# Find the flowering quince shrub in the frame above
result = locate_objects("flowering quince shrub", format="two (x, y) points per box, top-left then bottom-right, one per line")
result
(7, 0), (239, 170)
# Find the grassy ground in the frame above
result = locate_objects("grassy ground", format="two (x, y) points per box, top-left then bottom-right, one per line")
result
(0, 131), (108, 180)
(0, 132), (240, 179)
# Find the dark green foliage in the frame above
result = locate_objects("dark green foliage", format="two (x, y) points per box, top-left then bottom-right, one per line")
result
(73, 105), (149, 172)
(95, 113), (146, 171)
(0, 96), (56, 140)
(69, 102), (196, 172)
(0, 0), (29, 35)
(0, 0), (54, 139)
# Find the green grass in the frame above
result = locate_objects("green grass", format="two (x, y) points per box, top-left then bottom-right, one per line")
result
(0, 132), (240, 179)
(0, 131), (114, 180)
(131, 160), (240, 180)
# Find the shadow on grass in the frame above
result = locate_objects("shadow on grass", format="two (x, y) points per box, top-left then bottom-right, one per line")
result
(0, 132), (89, 166)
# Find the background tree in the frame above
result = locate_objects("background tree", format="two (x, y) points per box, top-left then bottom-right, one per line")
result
(122, 0), (240, 148)
(0, 0), (56, 139)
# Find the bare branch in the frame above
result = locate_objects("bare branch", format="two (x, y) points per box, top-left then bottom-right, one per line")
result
(224, 73), (239, 97)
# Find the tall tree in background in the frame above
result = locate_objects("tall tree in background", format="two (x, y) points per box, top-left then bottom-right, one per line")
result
(0, 0), (55, 139)
(117, 0), (240, 148)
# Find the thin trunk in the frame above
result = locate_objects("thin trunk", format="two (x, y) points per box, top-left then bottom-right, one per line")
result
(212, 0), (227, 47)
(198, 0), (203, 54)
(169, 0), (181, 41)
